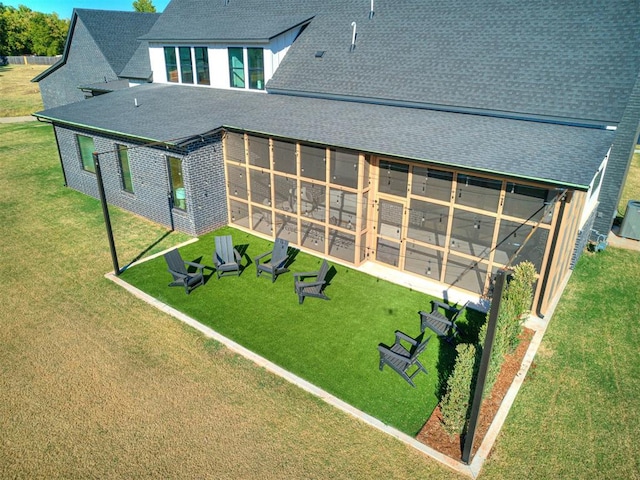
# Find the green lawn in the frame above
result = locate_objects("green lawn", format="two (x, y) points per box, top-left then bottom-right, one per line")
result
(0, 64), (48, 117)
(121, 225), (482, 436)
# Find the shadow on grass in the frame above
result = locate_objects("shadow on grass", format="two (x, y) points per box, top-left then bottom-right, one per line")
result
(121, 230), (173, 272)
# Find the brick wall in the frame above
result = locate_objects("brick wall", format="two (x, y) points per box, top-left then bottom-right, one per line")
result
(54, 125), (228, 237)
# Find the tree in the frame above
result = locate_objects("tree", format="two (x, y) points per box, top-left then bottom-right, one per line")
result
(0, 4), (68, 56)
(133, 0), (156, 13)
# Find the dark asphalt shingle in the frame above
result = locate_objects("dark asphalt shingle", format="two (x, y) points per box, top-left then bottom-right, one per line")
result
(35, 84), (613, 189)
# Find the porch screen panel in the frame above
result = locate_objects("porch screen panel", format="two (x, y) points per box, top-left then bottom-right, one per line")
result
(195, 47), (210, 85)
(455, 174), (502, 212)
(179, 47), (193, 83)
(301, 220), (325, 253)
(503, 183), (555, 224)
(164, 47), (178, 82)
(227, 164), (248, 199)
(411, 166), (452, 203)
(250, 168), (271, 206)
(228, 47), (245, 88)
(300, 181), (326, 221)
(444, 254), (488, 295)
(376, 238), (400, 267)
(273, 140), (296, 174)
(247, 135), (269, 168)
(360, 232), (367, 262)
(252, 206), (272, 235)
(229, 199), (250, 228)
(225, 132), (245, 163)
(378, 160), (408, 197)
(329, 229), (355, 262)
(329, 189), (357, 230)
(275, 213), (298, 243)
(300, 145), (326, 181)
(330, 149), (359, 189)
(274, 175), (295, 212)
(377, 199), (403, 240)
(407, 199), (448, 247)
(361, 191), (369, 229)
(405, 242), (443, 280)
(495, 220), (549, 271)
(450, 209), (496, 257)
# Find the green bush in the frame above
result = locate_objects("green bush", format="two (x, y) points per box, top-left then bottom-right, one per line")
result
(501, 261), (537, 352)
(440, 343), (477, 438)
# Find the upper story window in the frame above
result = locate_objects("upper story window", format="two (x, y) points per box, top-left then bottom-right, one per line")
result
(164, 46), (210, 85)
(228, 47), (264, 90)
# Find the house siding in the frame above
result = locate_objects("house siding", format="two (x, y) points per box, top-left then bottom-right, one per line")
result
(593, 74), (640, 235)
(39, 18), (118, 109)
(54, 126), (227, 237)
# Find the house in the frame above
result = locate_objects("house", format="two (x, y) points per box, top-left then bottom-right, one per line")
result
(33, 0), (640, 317)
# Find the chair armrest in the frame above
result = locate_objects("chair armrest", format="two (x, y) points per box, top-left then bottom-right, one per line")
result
(294, 271), (319, 281)
(419, 310), (454, 327)
(168, 268), (188, 280)
(296, 280), (325, 289)
(254, 251), (271, 263)
(185, 261), (205, 272)
(233, 248), (242, 262)
(431, 300), (461, 313)
(394, 330), (419, 346)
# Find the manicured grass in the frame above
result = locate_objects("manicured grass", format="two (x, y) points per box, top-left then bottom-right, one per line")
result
(121, 225), (480, 436)
(0, 64), (48, 117)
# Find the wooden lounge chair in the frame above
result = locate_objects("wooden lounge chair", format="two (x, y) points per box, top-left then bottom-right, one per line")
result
(163, 249), (205, 294)
(378, 331), (431, 387)
(294, 259), (330, 304)
(213, 235), (242, 278)
(419, 300), (467, 341)
(254, 237), (290, 283)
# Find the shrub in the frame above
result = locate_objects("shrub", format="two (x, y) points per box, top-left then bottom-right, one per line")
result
(501, 261), (537, 352)
(440, 343), (477, 437)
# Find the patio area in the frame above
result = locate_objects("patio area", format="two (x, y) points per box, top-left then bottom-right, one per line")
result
(118, 226), (486, 436)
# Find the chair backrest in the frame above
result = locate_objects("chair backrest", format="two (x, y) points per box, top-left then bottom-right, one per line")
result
(214, 235), (235, 264)
(317, 259), (329, 282)
(272, 238), (289, 265)
(410, 336), (430, 361)
(164, 249), (187, 275)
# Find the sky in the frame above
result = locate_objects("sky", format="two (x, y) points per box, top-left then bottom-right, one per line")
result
(3, 0), (170, 19)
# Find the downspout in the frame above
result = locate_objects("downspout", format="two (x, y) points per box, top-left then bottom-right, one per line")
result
(535, 193), (568, 318)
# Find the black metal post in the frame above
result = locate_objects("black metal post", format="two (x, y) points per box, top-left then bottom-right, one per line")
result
(93, 152), (120, 276)
(461, 268), (508, 464)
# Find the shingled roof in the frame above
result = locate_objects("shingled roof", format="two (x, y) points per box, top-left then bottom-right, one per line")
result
(266, 0), (640, 126)
(33, 9), (160, 82)
(34, 84), (613, 189)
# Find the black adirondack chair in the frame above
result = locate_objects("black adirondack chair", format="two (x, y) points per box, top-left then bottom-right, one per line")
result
(163, 249), (205, 294)
(255, 237), (290, 282)
(294, 259), (330, 304)
(378, 331), (431, 387)
(213, 235), (242, 278)
(419, 300), (467, 341)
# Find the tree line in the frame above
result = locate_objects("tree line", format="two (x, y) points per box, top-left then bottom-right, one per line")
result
(0, 1), (156, 57)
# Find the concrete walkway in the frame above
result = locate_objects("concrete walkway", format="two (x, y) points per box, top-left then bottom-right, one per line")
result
(0, 115), (36, 123)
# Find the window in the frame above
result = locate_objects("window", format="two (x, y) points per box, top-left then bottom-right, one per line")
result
(179, 47), (193, 84)
(168, 156), (186, 210)
(194, 47), (210, 85)
(164, 47), (178, 83)
(116, 144), (133, 193)
(247, 48), (264, 90)
(77, 134), (95, 173)
(228, 47), (245, 88)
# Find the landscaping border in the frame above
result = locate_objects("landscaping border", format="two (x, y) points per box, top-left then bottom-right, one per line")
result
(106, 240), (567, 478)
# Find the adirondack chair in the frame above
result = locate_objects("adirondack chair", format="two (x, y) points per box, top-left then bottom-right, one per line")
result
(294, 259), (330, 304)
(254, 237), (290, 282)
(378, 331), (431, 387)
(213, 235), (242, 278)
(419, 300), (467, 341)
(163, 249), (205, 294)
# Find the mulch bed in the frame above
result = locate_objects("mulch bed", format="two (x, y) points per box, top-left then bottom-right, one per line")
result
(415, 328), (534, 460)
